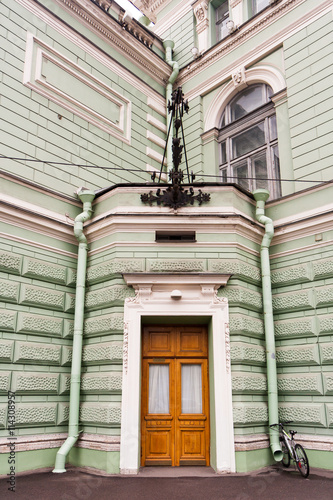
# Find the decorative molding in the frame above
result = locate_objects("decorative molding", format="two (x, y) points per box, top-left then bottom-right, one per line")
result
(24, 33), (132, 144)
(123, 321), (129, 375)
(192, 0), (210, 52)
(15, 0), (168, 100)
(119, 12), (155, 48)
(230, 0), (243, 7)
(178, 0), (332, 101)
(225, 322), (231, 374)
(193, 0), (209, 26)
(132, 0), (176, 24)
(53, 0), (168, 84)
(232, 66), (246, 86)
(204, 64), (286, 131)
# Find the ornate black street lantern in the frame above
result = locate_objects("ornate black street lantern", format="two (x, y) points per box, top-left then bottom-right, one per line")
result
(141, 87), (210, 209)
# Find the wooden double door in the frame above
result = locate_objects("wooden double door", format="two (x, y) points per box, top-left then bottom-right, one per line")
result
(141, 325), (210, 466)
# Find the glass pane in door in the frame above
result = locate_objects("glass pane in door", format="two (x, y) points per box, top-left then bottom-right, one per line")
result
(148, 364), (169, 414)
(181, 364), (202, 414)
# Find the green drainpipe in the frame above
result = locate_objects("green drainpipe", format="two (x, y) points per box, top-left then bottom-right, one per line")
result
(53, 187), (95, 473)
(163, 39), (179, 174)
(253, 189), (283, 462)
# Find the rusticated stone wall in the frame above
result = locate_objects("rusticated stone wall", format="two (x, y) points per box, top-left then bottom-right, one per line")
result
(271, 253), (333, 433)
(0, 245), (131, 435)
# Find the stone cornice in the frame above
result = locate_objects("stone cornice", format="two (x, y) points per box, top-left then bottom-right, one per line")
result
(132, 0), (173, 23)
(0, 196), (76, 247)
(20, 0), (170, 87)
(54, 0), (170, 84)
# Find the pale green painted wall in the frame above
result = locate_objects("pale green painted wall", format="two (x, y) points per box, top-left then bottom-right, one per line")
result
(284, 10), (333, 188)
(0, 0), (166, 199)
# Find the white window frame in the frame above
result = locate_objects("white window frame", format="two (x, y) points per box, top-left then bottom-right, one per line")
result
(218, 85), (281, 199)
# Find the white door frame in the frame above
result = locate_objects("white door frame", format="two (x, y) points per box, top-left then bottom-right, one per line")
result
(120, 274), (235, 474)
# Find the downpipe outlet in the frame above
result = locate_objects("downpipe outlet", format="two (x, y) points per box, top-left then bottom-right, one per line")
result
(163, 39), (179, 174)
(53, 187), (95, 473)
(253, 189), (283, 463)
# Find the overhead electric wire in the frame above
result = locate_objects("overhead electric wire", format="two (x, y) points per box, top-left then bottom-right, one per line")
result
(0, 154), (148, 183)
(1, 155), (333, 185)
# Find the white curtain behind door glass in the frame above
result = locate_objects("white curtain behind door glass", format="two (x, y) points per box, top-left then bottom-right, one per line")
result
(149, 364), (169, 414)
(181, 364), (202, 414)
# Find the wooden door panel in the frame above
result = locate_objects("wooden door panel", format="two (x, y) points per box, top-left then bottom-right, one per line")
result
(177, 327), (208, 357)
(141, 358), (175, 466)
(175, 358), (209, 466)
(145, 430), (173, 465)
(141, 326), (209, 467)
(178, 429), (206, 465)
(142, 327), (175, 357)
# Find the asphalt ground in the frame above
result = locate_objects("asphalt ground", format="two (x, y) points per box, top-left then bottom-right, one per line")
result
(1, 466), (333, 500)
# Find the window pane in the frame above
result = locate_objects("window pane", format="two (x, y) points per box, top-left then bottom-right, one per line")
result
(232, 122), (265, 158)
(230, 86), (265, 121)
(253, 0), (270, 14)
(181, 364), (202, 414)
(269, 115), (277, 141)
(217, 17), (230, 41)
(221, 141), (227, 164)
(233, 161), (249, 190)
(221, 167), (228, 182)
(272, 145), (281, 197)
(252, 152), (268, 190)
(149, 365), (169, 414)
(216, 1), (228, 21)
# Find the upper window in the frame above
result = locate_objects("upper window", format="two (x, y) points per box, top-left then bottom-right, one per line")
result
(219, 84), (281, 199)
(252, 0), (271, 15)
(215, 1), (229, 42)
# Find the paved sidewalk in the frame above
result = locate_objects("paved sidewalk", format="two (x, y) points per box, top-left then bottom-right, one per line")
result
(1, 465), (333, 500)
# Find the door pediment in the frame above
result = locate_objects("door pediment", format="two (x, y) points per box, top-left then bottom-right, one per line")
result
(122, 273), (232, 307)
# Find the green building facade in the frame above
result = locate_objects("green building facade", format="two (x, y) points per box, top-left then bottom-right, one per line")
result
(1, 0), (333, 475)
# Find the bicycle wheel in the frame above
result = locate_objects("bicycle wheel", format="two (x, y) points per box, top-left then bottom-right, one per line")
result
(295, 444), (309, 478)
(280, 437), (290, 467)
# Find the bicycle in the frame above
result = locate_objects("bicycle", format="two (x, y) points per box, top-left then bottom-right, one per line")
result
(270, 422), (310, 478)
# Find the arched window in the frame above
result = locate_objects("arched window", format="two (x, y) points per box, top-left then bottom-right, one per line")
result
(219, 84), (281, 199)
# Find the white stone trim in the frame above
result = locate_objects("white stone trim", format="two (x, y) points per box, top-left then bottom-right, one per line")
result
(146, 147), (167, 165)
(88, 240), (260, 257)
(86, 213), (263, 247)
(147, 130), (166, 149)
(143, 0), (193, 30)
(24, 33), (132, 144)
(234, 433), (333, 452)
(204, 64), (286, 131)
(179, 0), (332, 100)
(16, 0), (168, 101)
(147, 96), (166, 117)
(234, 434), (270, 452)
(0, 198), (76, 246)
(0, 433), (120, 453)
(119, 273), (235, 474)
(0, 232), (77, 259)
(147, 114), (167, 133)
(49, 0), (169, 85)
